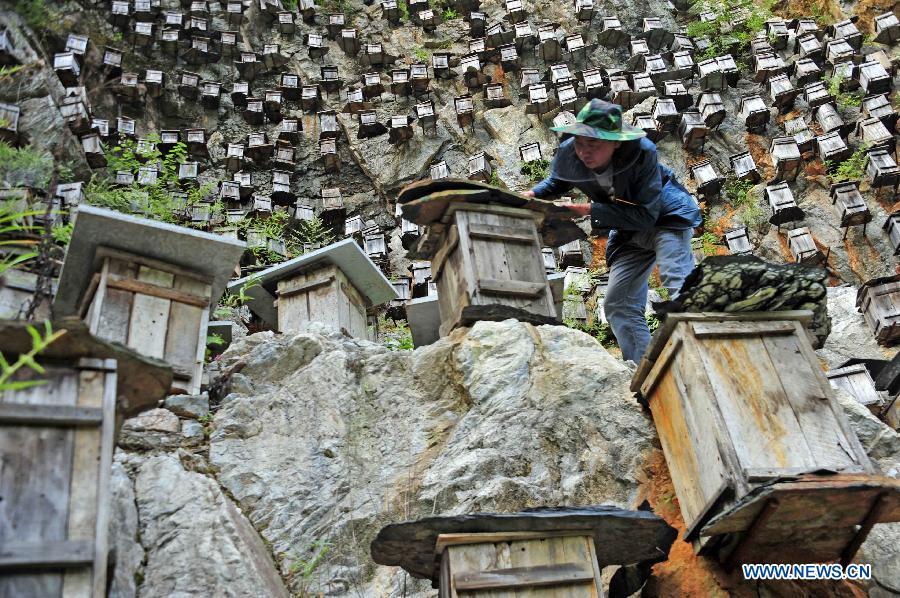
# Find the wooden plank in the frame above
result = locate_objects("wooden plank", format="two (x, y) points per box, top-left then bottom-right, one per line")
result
(506, 535), (597, 597)
(0, 403), (102, 426)
(436, 531), (597, 554)
(62, 369), (105, 597)
(0, 540), (93, 569)
(127, 266), (175, 359)
(95, 246), (212, 285)
(468, 223), (535, 243)
(106, 277), (209, 307)
(639, 337), (682, 397)
(431, 225), (459, 284)
(453, 562), (595, 590)
(0, 367), (79, 597)
(648, 363), (717, 528)
(94, 258), (133, 345)
(694, 334), (817, 471)
(691, 321), (796, 337)
(276, 275), (335, 298)
(762, 332), (862, 469)
(447, 541), (515, 598)
(90, 368), (117, 597)
(164, 276), (208, 391)
(477, 279), (546, 297)
(789, 321), (876, 471)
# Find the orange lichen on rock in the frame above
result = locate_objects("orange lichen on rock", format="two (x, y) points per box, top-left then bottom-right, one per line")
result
(746, 133), (774, 180)
(854, 0), (894, 33)
(773, 0), (843, 25)
(639, 450), (869, 598)
(590, 236), (607, 271)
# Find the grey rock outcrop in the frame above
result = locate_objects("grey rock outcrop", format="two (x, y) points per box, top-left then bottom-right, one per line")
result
(134, 453), (289, 598)
(209, 320), (657, 594)
(164, 393), (210, 419)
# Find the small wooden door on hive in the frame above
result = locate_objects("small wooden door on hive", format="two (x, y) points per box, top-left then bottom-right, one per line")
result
(275, 263), (368, 337)
(0, 358), (116, 597)
(433, 205), (555, 336)
(437, 532), (604, 598)
(82, 247), (211, 395)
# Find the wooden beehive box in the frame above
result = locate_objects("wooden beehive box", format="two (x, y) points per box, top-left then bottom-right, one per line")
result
(827, 363), (884, 412)
(788, 227), (826, 264)
(766, 182), (804, 226)
(400, 181), (579, 335)
(816, 131), (851, 164)
(230, 238), (396, 337)
(724, 227), (752, 255)
(697, 92), (725, 128)
(0, 319), (170, 598)
(371, 508), (675, 598)
(857, 275), (900, 344)
(690, 159), (724, 197)
(632, 311), (900, 565)
(883, 212), (900, 255)
(830, 181), (871, 230)
(873, 11), (900, 44)
(730, 151), (761, 183)
(866, 149), (900, 189)
(679, 110), (708, 152)
(738, 95), (769, 131)
(770, 136), (801, 182)
(53, 206), (245, 395)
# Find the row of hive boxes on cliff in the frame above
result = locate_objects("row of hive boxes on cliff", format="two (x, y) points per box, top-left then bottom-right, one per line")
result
(0, 320), (171, 596)
(631, 311), (900, 566)
(52, 206), (246, 396)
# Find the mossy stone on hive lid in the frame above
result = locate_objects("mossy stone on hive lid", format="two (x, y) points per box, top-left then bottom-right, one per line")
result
(370, 505), (676, 584)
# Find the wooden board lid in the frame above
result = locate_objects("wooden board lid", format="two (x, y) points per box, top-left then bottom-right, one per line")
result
(370, 505), (676, 582)
(0, 317), (172, 418)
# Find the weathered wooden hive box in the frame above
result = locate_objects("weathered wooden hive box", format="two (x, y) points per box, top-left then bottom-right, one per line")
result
(53, 206), (245, 395)
(857, 275), (900, 345)
(398, 179), (585, 336)
(0, 318), (170, 597)
(631, 311), (900, 566)
(371, 507), (676, 598)
(228, 238), (396, 338)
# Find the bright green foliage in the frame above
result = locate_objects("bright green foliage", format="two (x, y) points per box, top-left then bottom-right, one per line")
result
(824, 72), (862, 109)
(442, 6), (458, 19)
(397, 0), (409, 19)
(86, 137), (219, 225)
(378, 316), (414, 350)
(828, 145), (868, 184)
(412, 47), (429, 62)
(688, 0), (774, 61)
(0, 142), (54, 189)
(289, 540), (332, 596)
(521, 159), (551, 186)
(0, 321), (66, 391)
(15, 0), (49, 31)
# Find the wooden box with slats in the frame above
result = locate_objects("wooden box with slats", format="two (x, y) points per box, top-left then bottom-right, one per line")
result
(857, 275), (900, 345)
(632, 311), (900, 565)
(438, 532), (604, 597)
(81, 248), (212, 395)
(432, 204), (556, 336)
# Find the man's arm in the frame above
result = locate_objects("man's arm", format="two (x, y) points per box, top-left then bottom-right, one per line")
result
(528, 175), (575, 199)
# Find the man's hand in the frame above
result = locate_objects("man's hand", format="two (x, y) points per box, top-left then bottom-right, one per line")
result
(522, 190), (536, 198)
(553, 202), (591, 217)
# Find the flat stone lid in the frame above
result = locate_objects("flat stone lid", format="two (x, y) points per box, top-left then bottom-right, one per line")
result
(55, 206), (246, 316)
(370, 506), (676, 582)
(228, 238), (397, 326)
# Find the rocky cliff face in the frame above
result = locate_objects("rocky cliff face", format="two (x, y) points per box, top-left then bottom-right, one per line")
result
(109, 311), (900, 597)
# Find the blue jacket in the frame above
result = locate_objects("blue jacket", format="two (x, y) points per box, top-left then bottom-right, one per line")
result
(531, 137), (702, 231)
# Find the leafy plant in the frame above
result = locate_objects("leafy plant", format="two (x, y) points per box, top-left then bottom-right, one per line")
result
(828, 145), (868, 184)
(412, 47), (429, 63)
(824, 72), (862, 109)
(15, 0), (49, 31)
(0, 321), (67, 392)
(0, 142), (54, 189)
(51, 221), (74, 246)
(521, 159), (551, 186)
(687, 0), (774, 61)
(216, 275), (261, 318)
(397, 0), (409, 19)
(378, 316), (414, 350)
(0, 65), (26, 80)
(289, 540), (332, 597)
(291, 215), (335, 254)
(442, 6), (458, 19)
(0, 203), (44, 277)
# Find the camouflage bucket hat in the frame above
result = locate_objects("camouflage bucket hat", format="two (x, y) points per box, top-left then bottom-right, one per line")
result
(550, 99), (647, 141)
